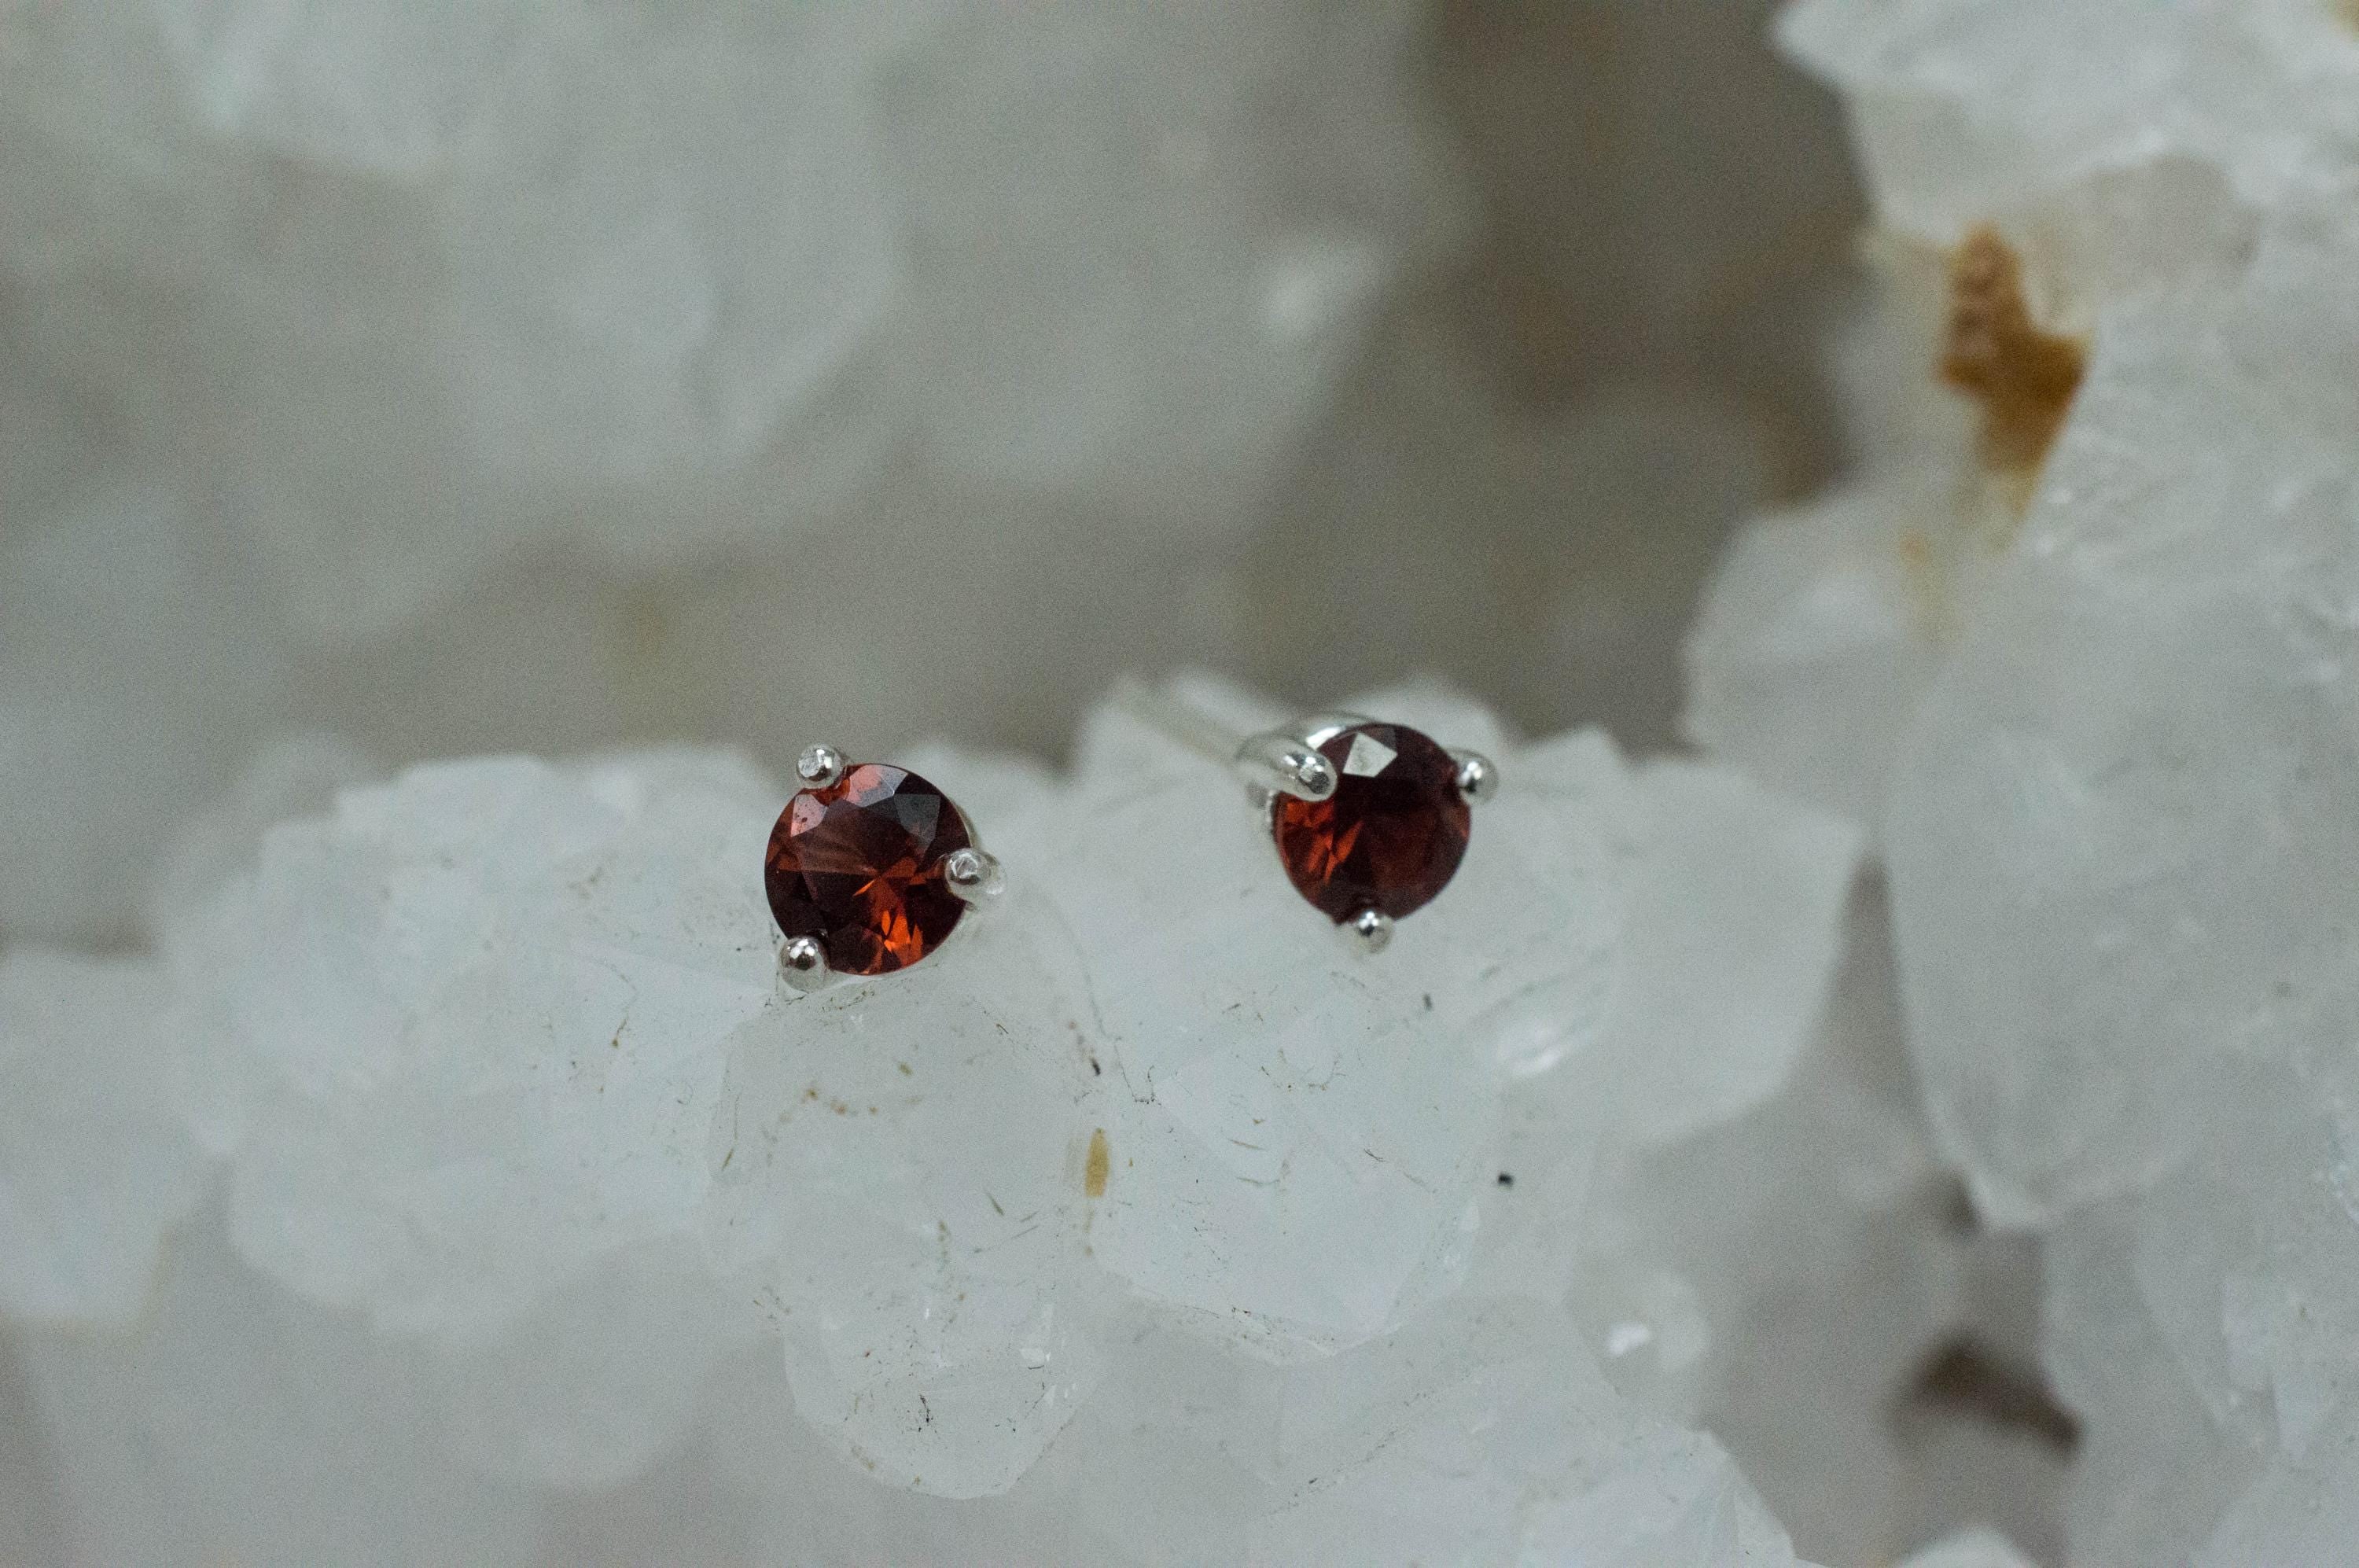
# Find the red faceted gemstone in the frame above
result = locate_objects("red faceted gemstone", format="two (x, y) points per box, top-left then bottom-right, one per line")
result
(765, 764), (973, 976)
(1271, 721), (1471, 923)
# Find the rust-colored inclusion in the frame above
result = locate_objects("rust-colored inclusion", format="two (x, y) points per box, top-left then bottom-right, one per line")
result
(1271, 722), (1471, 924)
(764, 764), (972, 975)
(1941, 226), (2086, 480)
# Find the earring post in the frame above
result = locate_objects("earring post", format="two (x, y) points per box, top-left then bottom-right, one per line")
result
(1113, 678), (1346, 803)
(1110, 677), (1251, 768)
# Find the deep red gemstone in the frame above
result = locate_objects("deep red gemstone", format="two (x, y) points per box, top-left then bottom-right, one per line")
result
(764, 764), (973, 976)
(1271, 721), (1470, 923)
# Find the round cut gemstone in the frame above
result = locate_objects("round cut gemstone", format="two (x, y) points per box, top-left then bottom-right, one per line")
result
(765, 764), (973, 976)
(1271, 721), (1471, 923)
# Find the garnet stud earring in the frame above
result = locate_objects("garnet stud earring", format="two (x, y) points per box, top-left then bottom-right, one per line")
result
(765, 745), (1004, 993)
(1236, 714), (1496, 953)
(1120, 686), (1499, 955)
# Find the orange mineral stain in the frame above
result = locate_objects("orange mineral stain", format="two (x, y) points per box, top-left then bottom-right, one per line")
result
(1941, 226), (2085, 485)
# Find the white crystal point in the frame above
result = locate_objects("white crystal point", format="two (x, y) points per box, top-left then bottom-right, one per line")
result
(181, 748), (780, 1334)
(1831, 191), (2359, 1551)
(705, 890), (1111, 1498)
(0, 951), (210, 1325)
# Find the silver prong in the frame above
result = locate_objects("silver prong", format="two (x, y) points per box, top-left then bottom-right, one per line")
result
(1294, 712), (1374, 748)
(1235, 729), (1337, 802)
(944, 847), (1005, 904)
(778, 936), (830, 993)
(1450, 748), (1500, 804)
(1340, 909), (1393, 955)
(796, 745), (847, 790)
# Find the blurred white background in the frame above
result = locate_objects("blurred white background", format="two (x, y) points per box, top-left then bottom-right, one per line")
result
(0, 0), (1860, 948)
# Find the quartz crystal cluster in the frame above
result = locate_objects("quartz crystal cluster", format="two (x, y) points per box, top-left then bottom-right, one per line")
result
(2, 678), (1891, 1562)
(13, 0), (2339, 1558)
(1686, 0), (2359, 1559)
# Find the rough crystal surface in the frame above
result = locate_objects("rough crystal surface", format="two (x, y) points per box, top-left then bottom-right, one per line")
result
(2, 672), (1895, 1555)
(705, 885), (1109, 1497)
(175, 749), (780, 1334)
(1684, 5), (2359, 1558)
(1779, 0), (2359, 245)
(1040, 681), (1617, 1360)
(1888, 208), (2359, 1226)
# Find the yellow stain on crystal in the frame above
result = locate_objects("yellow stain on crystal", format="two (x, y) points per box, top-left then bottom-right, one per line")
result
(1084, 1128), (1111, 1198)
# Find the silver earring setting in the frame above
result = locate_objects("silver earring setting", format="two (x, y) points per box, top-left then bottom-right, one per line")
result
(765, 745), (1003, 993)
(1121, 684), (1499, 954)
(1234, 713), (1496, 954)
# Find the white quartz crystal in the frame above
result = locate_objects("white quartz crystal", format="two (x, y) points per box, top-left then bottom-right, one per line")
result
(702, 889), (1113, 1498)
(1203, 1297), (1809, 1566)
(1779, 0), (2359, 245)
(175, 749), (780, 1332)
(1043, 685), (1607, 1360)
(1684, 480), (1956, 826)
(0, 0), (895, 634)
(675, 1296), (1816, 1566)
(1684, 2), (2359, 1559)
(6, 667), (1885, 1555)
(1036, 679), (1859, 1370)
(1887, 204), (2359, 1226)
(1591, 888), (1985, 1563)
